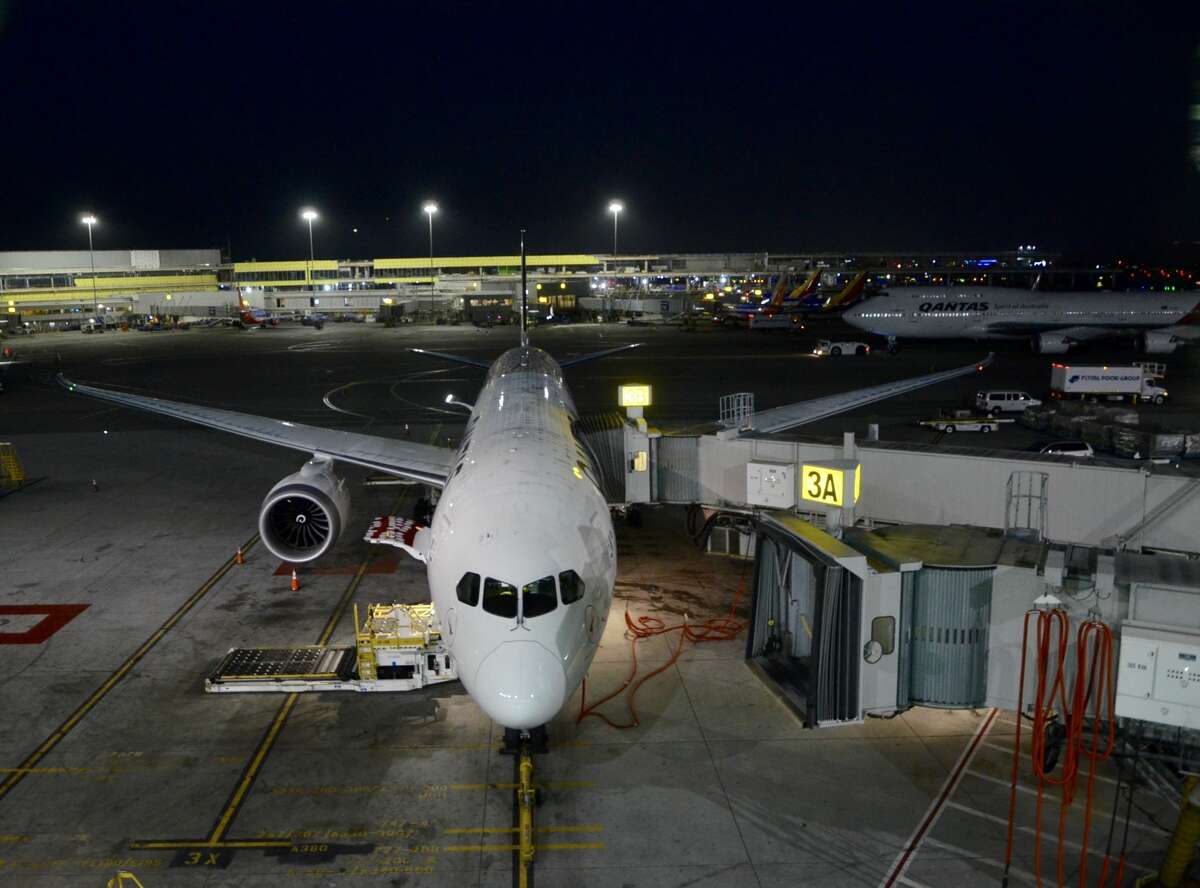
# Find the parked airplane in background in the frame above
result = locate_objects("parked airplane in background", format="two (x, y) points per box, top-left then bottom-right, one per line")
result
(842, 287), (1200, 353)
(60, 246), (993, 742)
(239, 308), (278, 328)
(731, 270), (822, 318)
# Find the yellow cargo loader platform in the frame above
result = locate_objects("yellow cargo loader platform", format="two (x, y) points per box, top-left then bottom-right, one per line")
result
(205, 603), (457, 694)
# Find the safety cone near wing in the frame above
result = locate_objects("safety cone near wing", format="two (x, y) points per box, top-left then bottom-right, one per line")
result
(290, 568), (300, 592)
(235, 547), (244, 565)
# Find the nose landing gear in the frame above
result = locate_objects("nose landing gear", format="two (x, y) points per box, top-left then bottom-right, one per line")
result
(501, 726), (548, 888)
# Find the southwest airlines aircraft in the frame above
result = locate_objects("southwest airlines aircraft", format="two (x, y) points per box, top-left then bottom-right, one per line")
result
(60, 253), (991, 739)
(843, 287), (1200, 353)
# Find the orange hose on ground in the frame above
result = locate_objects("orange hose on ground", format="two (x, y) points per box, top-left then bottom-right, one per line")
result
(578, 581), (744, 730)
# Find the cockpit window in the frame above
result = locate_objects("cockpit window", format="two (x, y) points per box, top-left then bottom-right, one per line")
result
(522, 576), (558, 618)
(559, 570), (585, 604)
(456, 572), (480, 607)
(482, 578), (518, 618)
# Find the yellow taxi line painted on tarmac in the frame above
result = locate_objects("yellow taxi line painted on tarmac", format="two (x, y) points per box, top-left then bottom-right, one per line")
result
(441, 841), (605, 853)
(449, 780), (594, 791)
(443, 824), (603, 835)
(129, 839), (293, 850)
(207, 553), (375, 843)
(0, 532), (261, 804)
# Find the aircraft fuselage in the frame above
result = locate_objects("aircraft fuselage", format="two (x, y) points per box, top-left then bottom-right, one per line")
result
(844, 288), (1198, 340)
(425, 345), (616, 730)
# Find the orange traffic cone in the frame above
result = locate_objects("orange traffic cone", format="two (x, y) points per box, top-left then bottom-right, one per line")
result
(290, 569), (300, 592)
(235, 547), (245, 565)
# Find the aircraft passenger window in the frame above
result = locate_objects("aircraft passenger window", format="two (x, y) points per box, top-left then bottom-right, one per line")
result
(522, 576), (558, 618)
(456, 572), (480, 607)
(559, 570), (585, 604)
(482, 578), (518, 618)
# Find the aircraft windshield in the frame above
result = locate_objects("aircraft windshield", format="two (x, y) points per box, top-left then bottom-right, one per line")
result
(522, 576), (558, 618)
(478, 575), (560, 619)
(482, 578), (518, 618)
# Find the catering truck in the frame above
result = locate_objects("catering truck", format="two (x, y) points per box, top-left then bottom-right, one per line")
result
(1049, 362), (1168, 404)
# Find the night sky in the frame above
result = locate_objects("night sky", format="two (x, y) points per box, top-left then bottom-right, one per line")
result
(2, 2), (1198, 260)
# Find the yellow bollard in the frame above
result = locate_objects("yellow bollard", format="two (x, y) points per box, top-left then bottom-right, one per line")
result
(1160, 778), (1200, 888)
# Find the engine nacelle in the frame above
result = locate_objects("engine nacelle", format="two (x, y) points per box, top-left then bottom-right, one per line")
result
(258, 459), (350, 563)
(1033, 334), (1072, 354)
(1141, 331), (1178, 354)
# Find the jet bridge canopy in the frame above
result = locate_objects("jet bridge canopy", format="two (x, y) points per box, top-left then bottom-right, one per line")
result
(747, 511), (867, 727)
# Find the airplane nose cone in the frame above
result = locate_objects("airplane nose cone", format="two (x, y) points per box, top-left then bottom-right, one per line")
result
(473, 641), (566, 729)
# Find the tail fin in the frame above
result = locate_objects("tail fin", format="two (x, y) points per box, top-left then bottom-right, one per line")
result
(767, 273), (791, 307)
(519, 230), (528, 348)
(787, 270), (821, 302)
(822, 271), (868, 311)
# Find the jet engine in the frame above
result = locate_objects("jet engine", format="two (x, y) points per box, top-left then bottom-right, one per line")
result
(1032, 334), (1072, 354)
(258, 458), (350, 563)
(1141, 331), (1178, 354)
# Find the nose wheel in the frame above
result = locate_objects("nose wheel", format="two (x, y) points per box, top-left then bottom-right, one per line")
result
(501, 726), (548, 888)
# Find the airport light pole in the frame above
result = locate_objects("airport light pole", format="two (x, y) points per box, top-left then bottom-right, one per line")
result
(607, 201), (624, 320)
(423, 201), (438, 318)
(301, 208), (318, 296)
(608, 200), (623, 255)
(80, 214), (99, 322)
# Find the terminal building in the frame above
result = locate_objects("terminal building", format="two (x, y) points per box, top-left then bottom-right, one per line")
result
(3, 246), (1195, 330)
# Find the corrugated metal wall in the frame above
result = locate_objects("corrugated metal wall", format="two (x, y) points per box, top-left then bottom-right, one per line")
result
(654, 436), (700, 503)
(907, 567), (993, 708)
(577, 412), (626, 503)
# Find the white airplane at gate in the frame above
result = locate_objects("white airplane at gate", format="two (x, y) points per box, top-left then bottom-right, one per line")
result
(842, 287), (1200, 353)
(61, 251), (993, 737)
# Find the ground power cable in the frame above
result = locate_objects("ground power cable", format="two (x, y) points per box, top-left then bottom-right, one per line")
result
(577, 562), (747, 730)
(1003, 606), (1070, 887)
(1002, 607), (1117, 888)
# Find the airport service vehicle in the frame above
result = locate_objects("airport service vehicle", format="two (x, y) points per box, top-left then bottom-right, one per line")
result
(813, 339), (870, 356)
(1049, 362), (1168, 404)
(919, 414), (1012, 434)
(747, 313), (800, 331)
(975, 389), (1041, 415)
(59, 248), (993, 738)
(1038, 440), (1094, 458)
(842, 287), (1200, 353)
(301, 313), (328, 327)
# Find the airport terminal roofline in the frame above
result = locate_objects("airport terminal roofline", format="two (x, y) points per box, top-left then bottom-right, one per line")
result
(3, 247), (1068, 277)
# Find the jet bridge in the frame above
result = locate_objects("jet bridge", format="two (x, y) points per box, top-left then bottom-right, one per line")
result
(746, 512), (872, 726)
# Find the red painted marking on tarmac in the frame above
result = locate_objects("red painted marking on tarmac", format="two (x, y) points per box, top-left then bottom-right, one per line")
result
(879, 707), (998, 888)
(0, 604), (90, 645)
(272, 557), (398, 577)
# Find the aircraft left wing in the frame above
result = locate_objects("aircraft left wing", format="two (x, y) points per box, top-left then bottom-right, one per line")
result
(735, 354), (994, 435)
(58, 375), (456, 486)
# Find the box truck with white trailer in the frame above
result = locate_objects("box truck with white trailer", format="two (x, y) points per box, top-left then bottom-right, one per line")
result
(1049, 363), (1168, 404)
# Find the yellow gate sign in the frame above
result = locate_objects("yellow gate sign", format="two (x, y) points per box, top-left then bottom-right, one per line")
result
(800, 461), (860, 508)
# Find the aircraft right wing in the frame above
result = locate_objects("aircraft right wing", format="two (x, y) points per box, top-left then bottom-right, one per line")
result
(559, 342), (642, 367)
(735, 354), (994, 435)
(58, 375), (456, 486)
